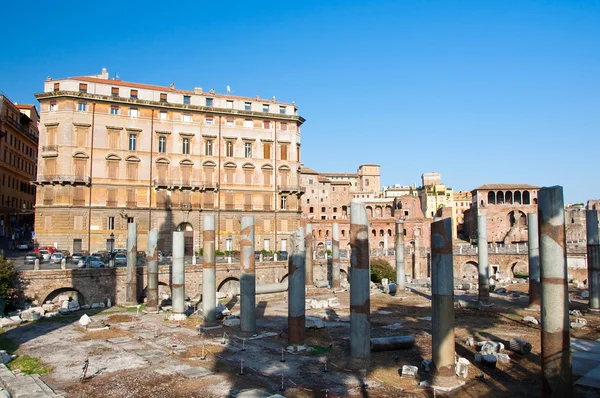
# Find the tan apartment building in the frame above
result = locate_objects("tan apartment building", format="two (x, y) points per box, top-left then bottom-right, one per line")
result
(0, 95), (39, 238)
(34, 68), (305, 254)
(452, 190), (472, 240)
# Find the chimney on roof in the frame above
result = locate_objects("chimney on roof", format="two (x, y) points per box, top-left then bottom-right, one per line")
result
(100, 68), (109, 80)
(194, 87), (202, 94)
(209, 88), (215, 94)
(170, 83), (175, 90)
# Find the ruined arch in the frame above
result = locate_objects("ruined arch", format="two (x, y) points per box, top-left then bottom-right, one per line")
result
(460, 261), (478, 280)
(43, 287), (86, 306)
(523, 191), (531, 205)
(487, 191), (496, 205)
(510, 261), (528, 279)
(218, 277), (240, 296)
(514, 191), (522, 204)
(366, 206), (373, 218)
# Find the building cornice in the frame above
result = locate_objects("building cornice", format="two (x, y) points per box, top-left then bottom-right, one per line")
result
(35, 91), (306, 125)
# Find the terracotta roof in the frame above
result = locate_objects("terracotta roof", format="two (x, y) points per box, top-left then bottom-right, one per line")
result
(67, 76), (293, 105)
(318, 176), (330, 183)
(322, 172), (358, 177)
(299, 167), (319, 175)
(15, 104), (35, 109)
(330, 180), (351, 186)
(474, 184), (540, 191)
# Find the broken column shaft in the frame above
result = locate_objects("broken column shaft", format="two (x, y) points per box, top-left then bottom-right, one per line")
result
(477, 207), (489, 303)
(587, 210), (600, 310)
(538, 186), (573, 397)
(395, 220), (406, 290)
(126, 222), (138, 305)
(350, 200), (370, 359)
(202, 215), (217, 325)
(305, 223), (313, 286)
(431, 218), (458, 388)
(332, 223), (340, 288)
(172, 231), (186, 319)
(288, 227), (306, 345)
(240, 216), (256, 333)
(146, 228), (159, 312)
(528, 212), (541, 307)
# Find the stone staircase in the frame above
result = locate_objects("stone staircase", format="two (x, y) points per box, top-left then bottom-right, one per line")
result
(0, 364), (64, 397)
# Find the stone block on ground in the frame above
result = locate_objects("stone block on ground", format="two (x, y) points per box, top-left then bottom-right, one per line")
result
(456, 357), (470, 378)
(477, 341), (505, 354)
(305, 316), (325, 329)
(401, 365), (418, 378)
(494, 353), (511, 364)
(523, 316), (538, 325)
(78, 314), (92, 327)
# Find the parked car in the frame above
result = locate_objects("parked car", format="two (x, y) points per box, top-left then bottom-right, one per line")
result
(71, 252), (87, 264)
(277, 251), (289, 260)
(114, 253), (127, 266)
(34, 246), (56, 254)
(50, 252), (65, 264)
(38, 250), (51, 262)
(24, 252), (42, 264)
(17, 240), (34, 251)
(78, 256), (105, 269)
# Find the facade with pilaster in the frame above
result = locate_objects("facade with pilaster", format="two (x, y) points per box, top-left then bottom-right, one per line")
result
(34, 69), (305, 254)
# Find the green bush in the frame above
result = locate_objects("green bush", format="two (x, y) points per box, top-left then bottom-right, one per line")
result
(370, 258), (395, 283)
(215, 250), (225, 256)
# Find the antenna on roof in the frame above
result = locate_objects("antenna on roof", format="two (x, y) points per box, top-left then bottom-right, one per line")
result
(226, 85), (231, 94)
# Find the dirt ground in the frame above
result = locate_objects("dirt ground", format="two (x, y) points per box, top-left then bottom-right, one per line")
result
(1, 281), (598, 397)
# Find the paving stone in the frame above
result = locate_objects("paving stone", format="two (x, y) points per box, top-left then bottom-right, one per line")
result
(575, 364), (600, 389)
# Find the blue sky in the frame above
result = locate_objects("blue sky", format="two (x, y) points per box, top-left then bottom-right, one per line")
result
(1, 0), (598, 204)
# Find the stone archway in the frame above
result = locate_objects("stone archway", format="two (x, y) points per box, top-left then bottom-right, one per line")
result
(43, 287), (86, 307)
(176, 222), (194, 256)
(218, 277), (240, 297)
(510, 261), (529, 279)
(460, 261), (479, 280)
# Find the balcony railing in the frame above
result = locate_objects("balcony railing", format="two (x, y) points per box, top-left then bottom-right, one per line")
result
(181, 203), (192, 211)
(277, 185), (305, 194)
(106, 200), (118, 207)
(244, 204), (252, 211)
(42, 145), (58, 152)
(38, 175), (91, 185)
(126, 201), (137, 208)
(154, 179), (203, 190)
(73, 199), (85, 206)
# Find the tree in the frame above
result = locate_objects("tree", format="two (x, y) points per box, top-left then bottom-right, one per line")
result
(0, 256), (20, 313)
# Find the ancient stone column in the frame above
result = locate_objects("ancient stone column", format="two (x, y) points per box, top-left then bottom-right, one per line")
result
(350, 200), (370, 359)
(305, 223), (313, 286)
(126, 222), (138, 305)
(146, 228), (159, 312)
(538, 186), (573, 397)
(288, 227), (306, 345)
(477, 207), (489, 303)
(240, 216), (256, 333)
(171, 231), (186, 319)
(413, 237), (420, 279)
(332, 223), (340, 288)
(34, 258), (40, 271)
(202, 215), (217, 326)
(395, 220), (406, 290)
(587, 210), (600, 310)
(60, 258), (66, 270)
(528, 213), (541, 307)
(430, 217), (458, 388)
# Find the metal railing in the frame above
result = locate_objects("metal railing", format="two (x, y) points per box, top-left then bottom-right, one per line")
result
(154, 179), (203, 190)
(38, 175), (91, 185)
(277, 185), (306, 193)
